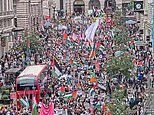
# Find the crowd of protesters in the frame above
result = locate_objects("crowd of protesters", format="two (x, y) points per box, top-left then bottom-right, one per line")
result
(0, 11), (153, 115)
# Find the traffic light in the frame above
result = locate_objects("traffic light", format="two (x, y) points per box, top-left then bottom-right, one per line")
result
(14, 17), (17, 27)
(1, 37), (6, 47)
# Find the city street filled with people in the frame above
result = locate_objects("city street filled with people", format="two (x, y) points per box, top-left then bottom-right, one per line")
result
(0, 11), (153, 115)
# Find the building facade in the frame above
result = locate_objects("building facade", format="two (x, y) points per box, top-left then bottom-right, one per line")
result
(14, 0), (43, 32)
(43, 0), (106, 17)
(0, 0), (14, 58)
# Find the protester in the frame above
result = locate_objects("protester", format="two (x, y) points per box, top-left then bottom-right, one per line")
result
(0, 12), (152, 115)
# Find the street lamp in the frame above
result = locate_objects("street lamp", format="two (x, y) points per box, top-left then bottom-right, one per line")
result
(52, 1), (56, 21)
(48, 0), (52, 19)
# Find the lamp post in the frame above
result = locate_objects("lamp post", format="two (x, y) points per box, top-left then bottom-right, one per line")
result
(152, 0), (154, 54)
(52, 1), (56, 21)
(48, 0), (52, 19)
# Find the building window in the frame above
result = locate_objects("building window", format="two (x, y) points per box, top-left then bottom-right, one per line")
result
(4, 0), (7, 11)
(8, 0), (10, 11)
(8, 19), (11, 27)
(0, 0), (3, 14)
(4, 20), (7, 27)
(60, 0), (63, 10)
(0, 21), (2, 28)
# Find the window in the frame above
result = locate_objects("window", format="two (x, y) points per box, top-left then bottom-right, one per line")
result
(4, 19), (7, 27)
(0, 21), (2, 28)
(8, 0), (10, 11)
(4, 0), (7, 11)
(60, 0), (63, 10)
(0, 0), (2, 11)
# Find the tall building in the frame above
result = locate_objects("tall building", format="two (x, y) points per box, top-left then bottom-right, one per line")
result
(43, 0), (106, 17)
(14, 0), (43, 32)
(0, 0), (14, 57)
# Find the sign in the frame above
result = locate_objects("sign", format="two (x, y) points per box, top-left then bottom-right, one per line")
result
(134, 1), (144, 13)
(10, 92), (16, 99)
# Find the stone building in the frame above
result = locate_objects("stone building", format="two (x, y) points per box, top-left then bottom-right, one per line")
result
(0, 0), (14, 57)
(13, 0), (43, 32)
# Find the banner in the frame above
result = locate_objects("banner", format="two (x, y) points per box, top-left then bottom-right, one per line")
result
(85, 19), (100, 41)
(39, 102), (54, 115)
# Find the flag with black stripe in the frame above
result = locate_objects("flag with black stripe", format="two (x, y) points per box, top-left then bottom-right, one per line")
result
(53, 56), (62, 76)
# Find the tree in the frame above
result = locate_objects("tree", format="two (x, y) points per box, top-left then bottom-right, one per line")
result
(106, 55), (134, 78)
(20, 32), (43, 53)
(107, 89), (134, 115)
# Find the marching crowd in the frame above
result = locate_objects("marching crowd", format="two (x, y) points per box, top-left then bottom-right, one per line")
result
(0, 12), (153, 115)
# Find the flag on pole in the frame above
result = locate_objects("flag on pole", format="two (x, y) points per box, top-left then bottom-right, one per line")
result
(63, 31), (68, 39)
(72, 91), (77, 99)
(89, 87), (95, 96)
(58, 85), (65, 96)
(32, 96), (38, 115)
(85, 19), (100, 41)
(27, 39), (30, 48)
(19, 97), (29, 108)
(53, 56), (62, 76)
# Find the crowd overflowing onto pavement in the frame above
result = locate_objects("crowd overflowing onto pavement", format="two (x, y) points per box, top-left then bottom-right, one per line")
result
(0, 11), (153, 115)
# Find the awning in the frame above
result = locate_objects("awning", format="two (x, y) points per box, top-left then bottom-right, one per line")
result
(134, 41), (146, 46)
(5, 68), (22, 74)
(115, 51), (124, 57)
(125, 20), (136, 25)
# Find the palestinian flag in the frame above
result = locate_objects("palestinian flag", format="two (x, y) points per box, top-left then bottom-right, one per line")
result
(70, 58), (73, 65)
(89, 43), (96, 60)
(73, 42), (78, 46)
(72, 91), (77, 99)
(53, 56), (62, 76)
(19, 97), (29, 108)
(58, 86), (65, 96)
(64, 94), (74, 100)
(90, 72), (97, 83)
(77, 82), (82, 90)
(89, 87), (95, 96)
(63, 31), (68, 39)
(95, 101), (101, 109)
(66, 38), (72, 46)
(64, 91), (77, 100)
(32, 97), (38, 115)
(96, 42), (105, 51)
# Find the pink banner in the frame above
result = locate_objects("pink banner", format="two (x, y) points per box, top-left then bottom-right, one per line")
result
(39, 102), (54, 115)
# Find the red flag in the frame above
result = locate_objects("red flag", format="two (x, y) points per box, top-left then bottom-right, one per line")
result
(51, 59), (54, 67)
(27, 39), (30, 48)
(60, 86), (65, 92)
(40, 102), (54, 115)
(77, 82), (81, 87)
(63, 31), (68, 39)
(72, 91), (77, 98)
(70, 58), (73, 65)
(103, 103), (107, 112)
(96, 42), (101, 48)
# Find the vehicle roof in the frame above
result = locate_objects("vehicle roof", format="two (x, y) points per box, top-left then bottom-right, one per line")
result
(19, 65), (46, 77)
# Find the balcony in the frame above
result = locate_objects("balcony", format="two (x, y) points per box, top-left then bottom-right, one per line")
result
(0, 11), (14, 20)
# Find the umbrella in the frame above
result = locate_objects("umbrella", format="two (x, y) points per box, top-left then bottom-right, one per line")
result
(125, 20), (136, 25)
(134, 41), (145, 46)
(54, 25), (67, 30)
(111, 28), (122, 33)
(44, 21), (52, 28)
(115, 51), (124, 57)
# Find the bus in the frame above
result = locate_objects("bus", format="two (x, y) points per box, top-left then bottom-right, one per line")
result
(16, 65), (47, 108)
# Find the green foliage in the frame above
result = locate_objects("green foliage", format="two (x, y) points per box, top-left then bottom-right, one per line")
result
(1, 95), (9, 100)
(128, 0), (134, 10)
(2, 90), (10, 95)
(16, 32), (44, 53)
(107, 89), (130, 115)
(106, 56), (134, 78)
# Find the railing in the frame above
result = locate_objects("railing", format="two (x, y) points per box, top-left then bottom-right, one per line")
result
(0, 11), (14, 16)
